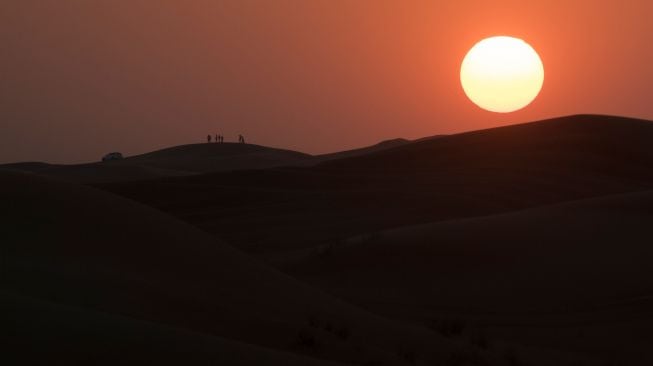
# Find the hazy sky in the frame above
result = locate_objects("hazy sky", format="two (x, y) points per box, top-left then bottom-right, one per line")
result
(2, 1), (653, 163)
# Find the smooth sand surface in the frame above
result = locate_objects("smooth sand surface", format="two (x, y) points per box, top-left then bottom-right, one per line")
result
(282, 190), (653, 364)
(2, 290), (346, 366)
(1, 170), (527, 365)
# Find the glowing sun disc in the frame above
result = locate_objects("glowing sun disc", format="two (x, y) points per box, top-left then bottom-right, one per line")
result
(460, 36), (544, 113)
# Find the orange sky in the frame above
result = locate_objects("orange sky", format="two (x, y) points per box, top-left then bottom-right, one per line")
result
(2, 0), (653, 163)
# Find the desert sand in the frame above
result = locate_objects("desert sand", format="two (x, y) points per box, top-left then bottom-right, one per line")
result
(2, 170), (526, 366)
(0, 138), (417, 184)
(4, 115), (652, 365)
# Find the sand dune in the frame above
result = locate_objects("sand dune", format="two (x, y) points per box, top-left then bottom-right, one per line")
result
(101, 115), (653, 256)
(125, 142), (312, 173)
(1, 170), (525, 365)
(2, 290), (345, 366)
(280, 189), (653, 365)
(95, 114), (653, 365)
(284, 189), (653, 310)
(0, 143), (313, 183)
(313, 138), (411, 162)
(7, 114), (652, 364)
(0, 138), (415, 184)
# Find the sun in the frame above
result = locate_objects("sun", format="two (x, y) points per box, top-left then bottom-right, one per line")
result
(460, 36), (544, 113)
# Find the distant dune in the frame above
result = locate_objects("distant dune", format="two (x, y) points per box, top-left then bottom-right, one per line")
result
(317, 114), (653, 180)
(0, 139), (417, 183)
(0, 143), (313, 183)
(312, 138), (412, 162)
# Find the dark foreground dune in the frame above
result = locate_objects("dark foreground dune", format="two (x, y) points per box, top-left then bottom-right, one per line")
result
(1, 171), (554, 366)
(3, 290), (345, 366)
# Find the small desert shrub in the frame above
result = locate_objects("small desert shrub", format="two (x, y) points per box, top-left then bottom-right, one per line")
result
(441, 349), (486, 366)
(296, 328), (319, 349)
(397, 347), (417, 365)
(307, 315), (320, 328)
(335, 325), (351, 340)
(429, 318), (466, 337)
(361, 360), (383, 366)
(324, 321), (334, 333)
(470, 331), (490, 350)
(443, 351), (465, 366)
(503, 348), (528, 366)
(360, 231), (382, 244)
(306, 316), (352, 341)
(316, 243), (335, 257)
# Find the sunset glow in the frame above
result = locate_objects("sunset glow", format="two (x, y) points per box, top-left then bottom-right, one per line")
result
(3, 1), (653, 164)
(460, 36), (544, 113)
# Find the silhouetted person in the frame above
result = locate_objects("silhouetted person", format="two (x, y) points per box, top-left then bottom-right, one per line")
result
(215, 134), (218, 142)
(219, 135), (224, 143)
(239, 134), (245, 144)
(207, 134), (212, 143)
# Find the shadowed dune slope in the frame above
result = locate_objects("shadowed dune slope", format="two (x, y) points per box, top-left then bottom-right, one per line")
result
(313, 138), (411, 162)
(281, 190), (653, 365)
(2, 291), (345, 366)
(284, 189), (653, 311)
(319, 114), (653, 173)
(0, 171), (520, 366)
(100, 115), (653, 255)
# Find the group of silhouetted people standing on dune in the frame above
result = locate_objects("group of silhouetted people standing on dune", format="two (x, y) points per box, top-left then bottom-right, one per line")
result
(206, 134), (245, 143)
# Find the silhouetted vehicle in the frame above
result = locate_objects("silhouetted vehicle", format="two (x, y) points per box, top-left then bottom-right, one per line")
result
(102, 152), (124, 162)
